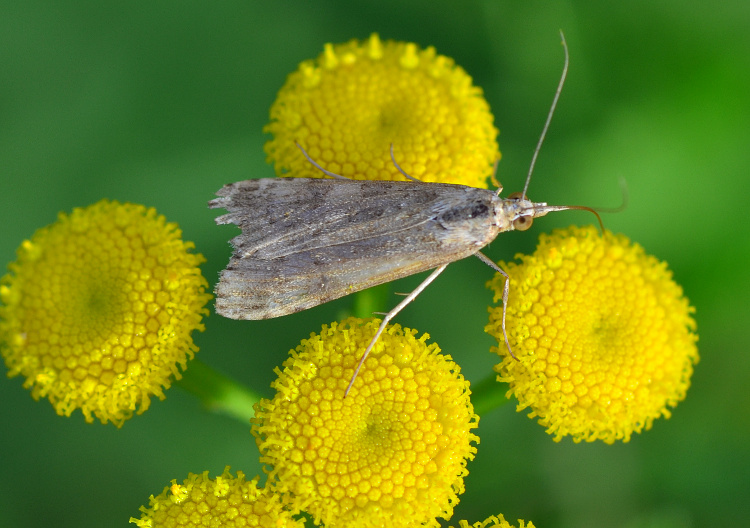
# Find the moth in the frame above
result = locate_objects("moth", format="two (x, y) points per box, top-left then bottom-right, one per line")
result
(210, 33), (596, 395)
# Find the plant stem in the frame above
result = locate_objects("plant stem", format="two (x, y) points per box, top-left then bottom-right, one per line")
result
(176, 359), (263, 424)
(470, 373), (511, 416)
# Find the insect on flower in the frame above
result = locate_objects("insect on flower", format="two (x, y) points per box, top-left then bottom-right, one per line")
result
(209, 32), (601, 395)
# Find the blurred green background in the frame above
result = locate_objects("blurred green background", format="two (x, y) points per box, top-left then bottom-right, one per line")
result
(1, 1), (747, 527)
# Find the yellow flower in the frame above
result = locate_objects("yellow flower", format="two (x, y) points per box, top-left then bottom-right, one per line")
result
(264, 33), (499, 187)
(449, 514), (536, 528)
(251, 317), (479, 528)
(0, 199), (212, 427)
(486, 225), (698, 443)
(129, 467), (303, 528)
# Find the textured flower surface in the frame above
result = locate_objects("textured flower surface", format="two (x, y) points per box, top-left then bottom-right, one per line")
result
(486, 225), (698, 443)
(449, 514), (536, 528)
(264, 33), (499, 187)
(0, 199), (212, 426)
(129, 467), (303, 528)
(251, 317), (479, 528)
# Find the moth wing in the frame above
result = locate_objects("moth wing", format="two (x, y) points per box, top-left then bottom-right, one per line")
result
(209, 178), (457, 259)
(215, 230), (458, 319)
(210, 178), (501, 319)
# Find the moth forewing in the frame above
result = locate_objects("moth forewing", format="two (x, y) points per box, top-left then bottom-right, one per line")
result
(212, 178), (440, 260)
(209, 178), (513, 320)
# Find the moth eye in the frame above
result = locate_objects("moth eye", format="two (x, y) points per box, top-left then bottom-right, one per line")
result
(508, 191), (527, 200)
(513, 216), (533, 231)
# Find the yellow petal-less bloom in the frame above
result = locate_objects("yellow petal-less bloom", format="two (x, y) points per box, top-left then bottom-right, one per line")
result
(251, 317), (479, 528)
(264, 33), (499, 187)
(0, 200), (212, 427)
(486, 225), (698, 443)
(129, 467), (303, 528)
(449, 514), (536, 528)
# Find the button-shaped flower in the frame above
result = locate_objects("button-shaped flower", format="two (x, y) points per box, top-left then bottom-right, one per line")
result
(129, 467), (302, 528)
(0, 199), (212, 426)
(264, 33), (499, 187)
(251, 317), (479, 528)
(486, 225), (698, 443)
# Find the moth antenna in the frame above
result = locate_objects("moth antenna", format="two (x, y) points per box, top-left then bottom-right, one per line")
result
(535, 178), (630, 234)
(294, 141), (349, 180)
(389, 143), (422, 183)
(563, 205), (605, 233)
(590, 177), (629, 214)
(522, 30), (569, 199)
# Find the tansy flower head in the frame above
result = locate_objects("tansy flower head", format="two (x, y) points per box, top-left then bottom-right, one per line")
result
(486, 225), (698, 443)
(449, 514), (536, 528)
(251, 317), (479, 528)
(264, 33), (499, 187)
(129, 466), (303, 528)
(0, 199), (212, 427)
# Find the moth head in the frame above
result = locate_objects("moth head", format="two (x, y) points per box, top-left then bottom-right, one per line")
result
(507, 192), (536, 231)
(505, 192), (604, 233)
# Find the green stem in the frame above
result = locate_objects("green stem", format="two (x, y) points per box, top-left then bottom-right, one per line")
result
(176, 359), (263, 424)
(470, 373), (511, 416)
(352, 284), (391, 319)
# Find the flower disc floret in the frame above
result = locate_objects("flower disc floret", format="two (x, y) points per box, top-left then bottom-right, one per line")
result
(251, 317), (479, 528)
(129, 467), (303, 528)
(449, 514), (536, 528)
(0, 199), (212, 426)
(486, 225), (698, 443)
(264, 33), (499, 187)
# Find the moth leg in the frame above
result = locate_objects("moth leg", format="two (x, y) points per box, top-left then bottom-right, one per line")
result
(474, 252), (518, 361)
(490, 158), (503, 193)
(294, 141), (349, 180)
(389, 143), (422, 183)
(345, 264), (449, 397)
